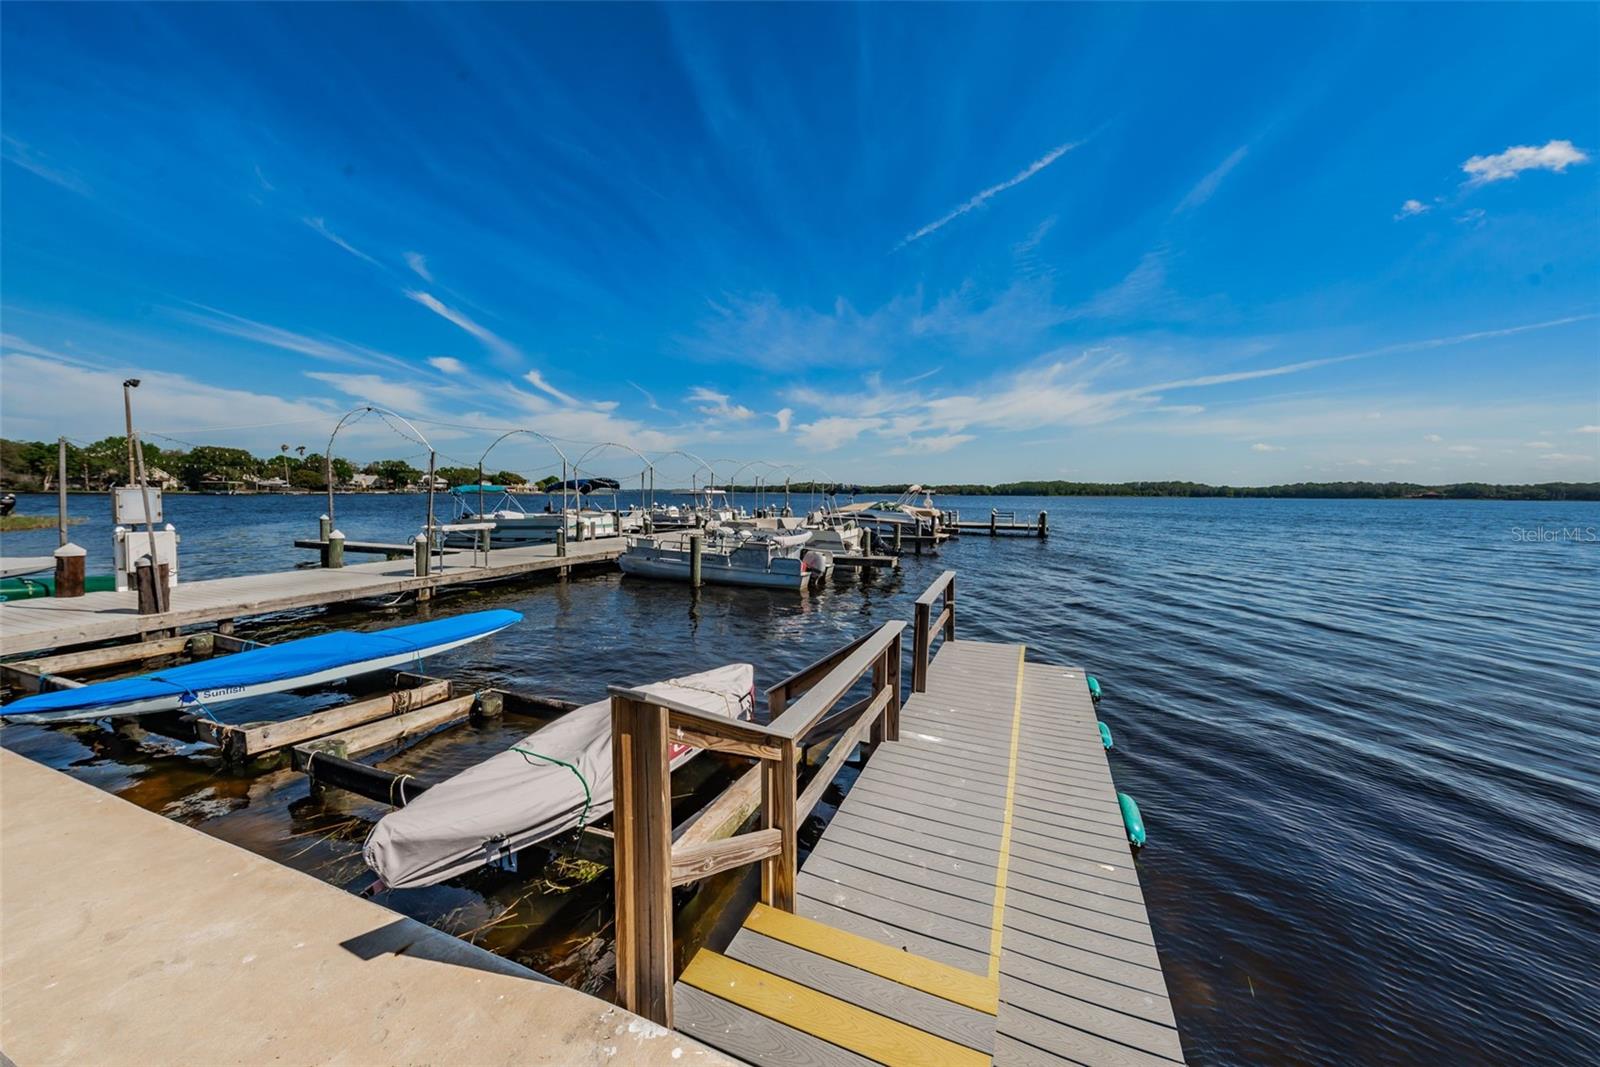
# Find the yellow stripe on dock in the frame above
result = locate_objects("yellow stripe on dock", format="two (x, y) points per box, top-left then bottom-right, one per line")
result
(679, 951), (990, 1067)
(744, 902), (999, 1015)
(987, 645), (1026, 981)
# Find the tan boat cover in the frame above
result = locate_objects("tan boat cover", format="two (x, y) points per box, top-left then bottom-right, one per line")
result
(364, 663), (755, 889)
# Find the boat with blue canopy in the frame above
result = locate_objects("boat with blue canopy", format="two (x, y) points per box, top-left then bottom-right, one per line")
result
(0, 609), (522, 723)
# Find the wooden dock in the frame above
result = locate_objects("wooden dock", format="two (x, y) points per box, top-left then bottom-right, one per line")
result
(608, 572), (1186, 1066)
(0, 537), (624, 657)
(947, 509), (1050, 538)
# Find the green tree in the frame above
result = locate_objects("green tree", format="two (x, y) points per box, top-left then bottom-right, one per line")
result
(491, 470), (528, 486)
(436, 466), (481, 487)
(173, 446), (261, 490)
(365, 459), (421, 489)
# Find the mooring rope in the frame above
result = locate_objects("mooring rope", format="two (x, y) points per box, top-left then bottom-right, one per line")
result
(510, 746), (593, 846)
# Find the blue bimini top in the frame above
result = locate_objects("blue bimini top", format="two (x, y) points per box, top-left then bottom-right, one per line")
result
(1, 609), (522, 719)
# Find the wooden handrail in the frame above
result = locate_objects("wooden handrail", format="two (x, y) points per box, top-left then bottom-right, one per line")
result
(766, 621), (905, 741)
(764, 629), (873, 718)
(912, 570), (956, 693)
(609, 622), (904, 1026)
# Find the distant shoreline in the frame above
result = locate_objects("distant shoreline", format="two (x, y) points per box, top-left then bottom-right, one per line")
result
(5, 481), (1596, 502)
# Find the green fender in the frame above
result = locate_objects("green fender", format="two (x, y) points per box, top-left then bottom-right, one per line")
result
(1118, 792), (1146, 847)
(1097, 720), (1114, 749)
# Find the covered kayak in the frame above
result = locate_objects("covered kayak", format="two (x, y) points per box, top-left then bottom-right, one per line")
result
(0, 610), (522, 723)
(364, 662), (755, 890)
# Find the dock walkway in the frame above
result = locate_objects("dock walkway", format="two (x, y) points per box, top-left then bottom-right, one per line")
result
(674, 639), (1186, 1066)
(0, 537), (624, 657)
(0, 749), (734, 1066)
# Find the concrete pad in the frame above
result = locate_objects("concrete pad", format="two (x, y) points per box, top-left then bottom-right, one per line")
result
(0, 750), (738, 1066)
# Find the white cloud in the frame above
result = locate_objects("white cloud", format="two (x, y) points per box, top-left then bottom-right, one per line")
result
(405, 290), (520, 365)
(523, 369), (577, 406)
(1394, 199), (1430, 220)
(774, 407), (794, 433)
(1177, 146), (1248, 213)
(898, 140), (1082, 247)
(888, 433), (975, 456)
(1538, 452), (1592, 463)
(427, 356), (465, 374)
(1578, 425), (1600, 434)
(1250, 442), (1285, 453)
(305, 371), (429, 415)
(1447, 444), (1479, 453)
(302, 217), (378, 265)
(0, 349), (337, 449)
(1455, 208), (1486, 226)
(403, 252), (433, 282)
(686, 386), (754, 421)
(1522, 440), (1554, 449)
(1462, 140), (1589, 185)
(2, 135), (90, 196)
(793, 416), (886, 452)
(173, 305), (411, 372)
(1424, 433), (1444, 443)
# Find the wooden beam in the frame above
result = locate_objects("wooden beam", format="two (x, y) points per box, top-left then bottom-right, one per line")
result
(764, 621), (905, 741)
(195, 681), (453, 761)
(761, 738), (798, 911)
(667, 718), (781, 761)
(798, 686), (890, 823)
(610, 694), (674, 1026)
(670, 828), (782, 886)
(290, 694), (475, 766)
(764, 629), (873, 719)
(673, 765), (763, 848)
(15, 634), (196, 676)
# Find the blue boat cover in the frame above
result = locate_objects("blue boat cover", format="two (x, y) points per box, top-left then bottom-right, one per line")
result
(1, 609), (522, 717)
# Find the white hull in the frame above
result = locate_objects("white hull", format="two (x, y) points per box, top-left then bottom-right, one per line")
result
(618, 551), (813, 590)
(443, 511), (617, 548)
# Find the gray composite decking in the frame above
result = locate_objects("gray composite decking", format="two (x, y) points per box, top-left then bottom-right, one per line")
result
(675, 639), (1186, 1066)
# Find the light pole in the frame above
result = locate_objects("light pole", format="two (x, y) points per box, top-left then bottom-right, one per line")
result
(122, 378), (141, 485)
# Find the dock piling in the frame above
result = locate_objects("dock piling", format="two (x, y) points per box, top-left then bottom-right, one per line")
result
(325, 529), (345, 569)
(1038, 509), (1049, 537)
(318, 514), (331, 542)
(556, 526), (567, 558)
(412, 535), (428, 577)
(53, 543), (86, 598)
(689, 533), (703, 588)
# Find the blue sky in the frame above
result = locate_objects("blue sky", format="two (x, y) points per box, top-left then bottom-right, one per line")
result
(3, 3), (1597, 485)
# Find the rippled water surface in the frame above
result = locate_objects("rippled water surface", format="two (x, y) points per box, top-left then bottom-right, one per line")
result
(3, 492), (1598, 1063)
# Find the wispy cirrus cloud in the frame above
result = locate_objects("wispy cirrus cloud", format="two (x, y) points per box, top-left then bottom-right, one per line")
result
(1394, 198), (1430, 220)
(524, 369), (577, 406)
(1462, 139), (1589, 185)
(1176, 145), (1248, 213)
(302, 216), (378, 265)
(896, 139), (1082, 248)
(427, 356), (465, 374)
(405, 290), (522, 365)
(2, 135), (90, 196)
(173, 305), (412, 372)
(404, 251), (433, 282)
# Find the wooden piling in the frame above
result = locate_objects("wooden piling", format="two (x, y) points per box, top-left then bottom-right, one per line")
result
(318, 514), (331, 542)
(325, 529), (345, 569)
(990, 512), (998, 536)
(1038, 509), (1049, 537)
(52, 543), (86, 599)
(893, 524), (902, 555)
(689, 533), (703, 588)
(611, 695), (675, 1026)
(556, 525), (568, 558)
(133, 559), (169, 616)
(412, 535), (428, 577)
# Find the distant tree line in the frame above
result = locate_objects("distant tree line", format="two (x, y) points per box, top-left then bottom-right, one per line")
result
(754, 479), (1600, 501)
(0, 437), (532, 493)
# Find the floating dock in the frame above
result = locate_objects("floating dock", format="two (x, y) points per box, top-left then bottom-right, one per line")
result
(0, 537), (624, 657)
(0, 748), (735, 1066)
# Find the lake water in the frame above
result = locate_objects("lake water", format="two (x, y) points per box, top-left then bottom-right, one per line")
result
(3, 492), (1598, 1064)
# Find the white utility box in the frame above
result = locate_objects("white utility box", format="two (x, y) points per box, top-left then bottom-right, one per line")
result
(113, 486), (164, 525)
(114, 525), (180, 592)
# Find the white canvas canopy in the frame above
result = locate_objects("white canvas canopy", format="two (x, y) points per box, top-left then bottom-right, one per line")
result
(363, 662), (755, 890)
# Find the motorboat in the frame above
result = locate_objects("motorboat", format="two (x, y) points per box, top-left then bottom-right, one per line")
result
(618, 527), (831, 590)
(835, 485), (943, 540)
(442, 484), (617, 548)
(645, 488), (747, 531)
(363, 662), (756, 889)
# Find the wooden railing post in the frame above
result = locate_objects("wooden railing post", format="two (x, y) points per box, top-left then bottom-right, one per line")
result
(887, 629), (902, 741)
(611, 695), (674, 1027)
(944, 573), (956, 641)
(761, 738), (798, 911)
(869, 648), (889, 750)
(912, 598), (931, 693)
